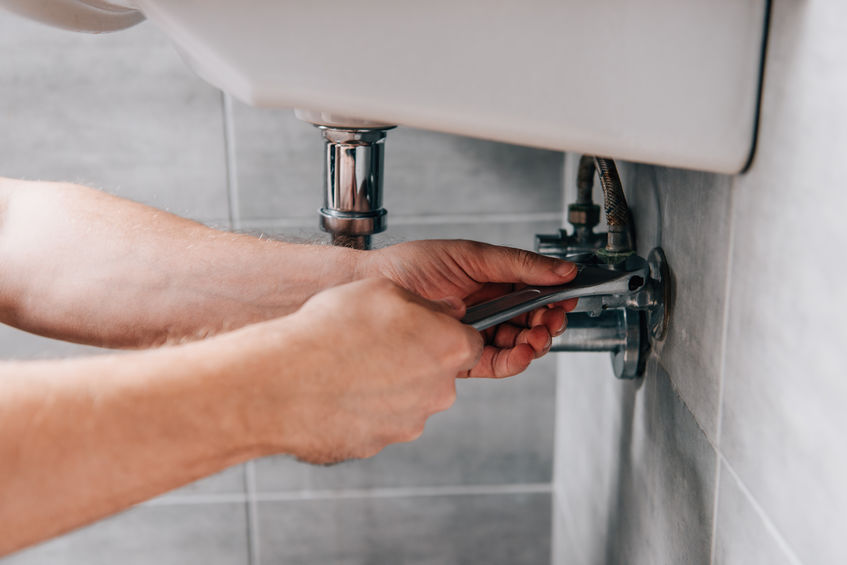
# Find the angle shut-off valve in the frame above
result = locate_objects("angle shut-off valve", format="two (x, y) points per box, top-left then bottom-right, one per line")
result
(533, 156), (670, 379)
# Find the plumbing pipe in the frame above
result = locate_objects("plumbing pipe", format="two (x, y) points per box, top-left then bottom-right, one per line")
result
(594, 157), (633, 260)
(317, 126), (392, 249)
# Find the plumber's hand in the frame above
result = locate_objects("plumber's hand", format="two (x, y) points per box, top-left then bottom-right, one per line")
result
(247, 278), (482, 464)
(357, 240), (578, 378)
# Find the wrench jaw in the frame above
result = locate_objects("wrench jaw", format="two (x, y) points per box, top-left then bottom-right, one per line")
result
(549, 247), (670, 379)
(461, 260), (648, 332)
(461, 247), (670, 379)
(535, 156), (670, 380)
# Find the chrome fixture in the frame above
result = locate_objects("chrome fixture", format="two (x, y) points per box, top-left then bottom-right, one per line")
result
(535, 156), (670, 379)
(536, 155), (635, 263)
(296, 111), (395, 250)
(462, 259), (649, 331)
(536, 155), (606, 261)
(556, 310), (643, 379)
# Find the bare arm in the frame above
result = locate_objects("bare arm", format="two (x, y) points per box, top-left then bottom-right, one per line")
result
(0, 279), (484, 556)
(0, 178), (577, 374)
(0, 175), (581, 555)
(0, 177), (360, 348)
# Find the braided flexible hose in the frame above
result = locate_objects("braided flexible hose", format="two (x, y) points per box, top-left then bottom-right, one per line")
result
(594, 157), (632, 254)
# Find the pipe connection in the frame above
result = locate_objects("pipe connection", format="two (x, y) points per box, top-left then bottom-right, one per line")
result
(318, 126), (393, 249)
(296, 110), (395, 250)
(536, 156), (669, 379)
(536, 155), (634, 263)
(593, 157), (634, 263)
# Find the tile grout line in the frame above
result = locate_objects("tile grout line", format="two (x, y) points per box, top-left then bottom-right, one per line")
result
(620, 168), (804, 565)
(220, 89), (257, 565)
(718, 455), (805, 565)
(221, 91), (242, 232)
(709, 176), (738, 565)
(145, 493), (248, 506)
(257, 483), (553, 501)
(234, 211), (563, 231)
(143, 482), (554, 506)
(705, 181), (807, 565)
(244, 461), (261, 565)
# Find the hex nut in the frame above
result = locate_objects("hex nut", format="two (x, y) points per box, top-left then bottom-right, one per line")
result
(568, 204), (600, 227)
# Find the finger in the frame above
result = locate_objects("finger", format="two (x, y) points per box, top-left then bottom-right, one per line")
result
(470, 244), (577, 286)
(538, 307), (567, 337)
(540, 297), (579, 313)
(509, 304), (565, 332)
(492, 324), (551, 357)
(464, 344), (535, 379)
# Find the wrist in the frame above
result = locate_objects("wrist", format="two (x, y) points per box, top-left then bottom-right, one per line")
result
(201, 317), (309, 458)
(266, 240), (363, 298)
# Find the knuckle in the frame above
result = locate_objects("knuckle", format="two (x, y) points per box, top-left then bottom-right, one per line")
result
(516, 249), (538, 270)
(445, 340), (471, 369)
(406, 420), (427, 442)
(360, 442), (385, 459)
(458, 330), (483, 361)
(459, 239), (484, 254)
(434, 383), (457, 412)
(395, 417), (426, 443)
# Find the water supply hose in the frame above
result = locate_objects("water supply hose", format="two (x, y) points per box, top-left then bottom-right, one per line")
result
(594, 156), (633, 261)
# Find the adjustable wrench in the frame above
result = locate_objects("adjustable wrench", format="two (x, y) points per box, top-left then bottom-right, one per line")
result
(461, 257), (649, 331)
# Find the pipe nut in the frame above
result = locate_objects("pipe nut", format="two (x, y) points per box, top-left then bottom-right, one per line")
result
(568, 203), (601, 228)
(320, 208), (387, 236)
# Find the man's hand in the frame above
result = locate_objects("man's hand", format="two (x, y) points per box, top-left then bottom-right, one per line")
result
(0, 179), (575, 362)
(239, 278), (483, 464)
(358, 240), (578, 378)
(0, 278), (483, 553)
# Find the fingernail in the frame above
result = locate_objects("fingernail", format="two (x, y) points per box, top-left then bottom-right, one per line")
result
(556, 316), (567, 335)
(554, 262), (577, 277)
(539, 332), (552, 357)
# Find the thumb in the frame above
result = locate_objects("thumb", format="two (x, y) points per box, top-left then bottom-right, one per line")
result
(474, 244), (577, 286)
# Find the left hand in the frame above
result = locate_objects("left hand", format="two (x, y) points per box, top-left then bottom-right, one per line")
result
(356, 240), (578, 378)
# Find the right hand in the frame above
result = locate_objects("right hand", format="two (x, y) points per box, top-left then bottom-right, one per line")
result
(241, 278), (484, 465)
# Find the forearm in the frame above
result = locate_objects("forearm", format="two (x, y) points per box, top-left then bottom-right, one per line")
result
(0, 178), (360, 347)
(0, 326), (282, 556)
(0, 278), (485, 556)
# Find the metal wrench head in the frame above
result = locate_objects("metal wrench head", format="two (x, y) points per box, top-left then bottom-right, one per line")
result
(461, 256), (650, 331)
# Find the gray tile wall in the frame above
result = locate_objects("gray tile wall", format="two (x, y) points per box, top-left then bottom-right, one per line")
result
(554, 1), (847, 563)
(0, 10), (562, 565)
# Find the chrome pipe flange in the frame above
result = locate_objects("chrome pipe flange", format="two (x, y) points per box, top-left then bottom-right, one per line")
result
(611, 308), (642, 379)
(646, 247), (671, 341)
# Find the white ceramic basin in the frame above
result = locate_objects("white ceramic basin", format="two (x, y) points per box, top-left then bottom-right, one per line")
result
(2, 0), (769, 173)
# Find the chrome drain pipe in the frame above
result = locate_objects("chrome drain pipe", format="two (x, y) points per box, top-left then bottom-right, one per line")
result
(296, 110), (394, 250)
(318, 126), (393, 249)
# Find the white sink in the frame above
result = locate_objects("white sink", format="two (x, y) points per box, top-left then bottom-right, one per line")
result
(2, 0), (768, 173)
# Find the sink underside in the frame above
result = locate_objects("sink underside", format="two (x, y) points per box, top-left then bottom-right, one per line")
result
(8, 0), (771, 173)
